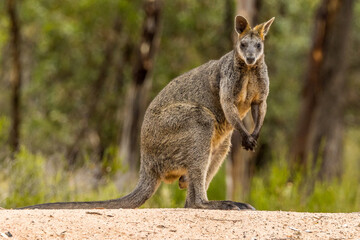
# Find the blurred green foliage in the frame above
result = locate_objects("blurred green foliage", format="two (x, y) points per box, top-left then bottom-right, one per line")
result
(3, 146), (123, 209)
(5, 147), (47, 207)
(0, 0), (359, 211)
(249, 136), (360, 212)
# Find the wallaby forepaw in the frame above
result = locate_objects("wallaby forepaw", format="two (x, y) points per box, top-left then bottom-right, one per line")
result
(251, 133), (259, 141)
(241, 134), (257, 151)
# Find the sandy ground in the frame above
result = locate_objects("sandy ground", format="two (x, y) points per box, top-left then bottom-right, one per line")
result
(0, 208), (359, 240)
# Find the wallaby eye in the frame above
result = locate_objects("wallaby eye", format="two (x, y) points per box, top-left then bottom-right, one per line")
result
(256, 43), (261, 50)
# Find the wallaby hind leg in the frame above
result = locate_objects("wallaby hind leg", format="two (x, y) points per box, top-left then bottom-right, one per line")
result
(205, 136), (255, 210)
(185, 164), (254, 210)
(184, 182), (195, 208)
(179, 135), (231, 191)
(186, 164), (240, 210)
(205, 135), (232, 190)
(184, 134), (254, 210)
(206, 136), (255, 210)
(162, 116), (232, 210)
(180, 136), (230, 190)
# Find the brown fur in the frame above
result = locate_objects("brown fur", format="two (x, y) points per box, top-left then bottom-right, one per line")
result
(20, 16), (274, 210)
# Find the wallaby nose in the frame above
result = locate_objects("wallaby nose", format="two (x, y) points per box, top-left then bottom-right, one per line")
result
(246, 57), (255, 64)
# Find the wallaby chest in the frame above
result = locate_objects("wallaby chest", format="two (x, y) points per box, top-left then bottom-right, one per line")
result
(234, 70), (266, 119)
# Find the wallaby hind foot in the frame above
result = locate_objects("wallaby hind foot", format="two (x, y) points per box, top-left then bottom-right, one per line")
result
(184, 198), (254, 210)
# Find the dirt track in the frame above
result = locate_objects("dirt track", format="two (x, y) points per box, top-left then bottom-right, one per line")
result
(0, 209), (359, 239)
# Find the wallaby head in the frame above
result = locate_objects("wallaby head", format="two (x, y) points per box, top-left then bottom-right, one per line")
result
(234, 15), (275, 66)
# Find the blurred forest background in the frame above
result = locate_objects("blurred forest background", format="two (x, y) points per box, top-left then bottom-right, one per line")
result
(0, 0), (359, 212)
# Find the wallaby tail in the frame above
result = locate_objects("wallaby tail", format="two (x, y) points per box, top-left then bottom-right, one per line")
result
(19, 168), (160, 209)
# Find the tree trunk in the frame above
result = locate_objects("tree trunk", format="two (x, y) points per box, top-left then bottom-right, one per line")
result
(291, 0), (354, 181)
(226, 0), (260, 201)
(66, 18), (122, 166)
(7, 0), (22, 153)
(120, 0), (162, 173)
(236, 0), (261, 25)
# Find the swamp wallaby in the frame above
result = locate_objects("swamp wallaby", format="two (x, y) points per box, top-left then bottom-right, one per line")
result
(21, 15), (274, 210)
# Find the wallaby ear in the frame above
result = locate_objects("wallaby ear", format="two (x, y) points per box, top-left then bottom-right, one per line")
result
(254, 17), (275, 40)
(234, 15), (250, 35)
(262, 17), (275, 36)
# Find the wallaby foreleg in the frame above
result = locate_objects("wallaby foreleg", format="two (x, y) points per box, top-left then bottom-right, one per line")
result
(251, 101), (267, 140)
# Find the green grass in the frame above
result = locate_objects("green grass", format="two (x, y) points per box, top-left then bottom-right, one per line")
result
(1, 146), (122, 209)
(248, 128), (360, 212)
